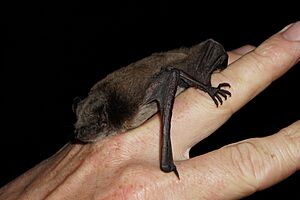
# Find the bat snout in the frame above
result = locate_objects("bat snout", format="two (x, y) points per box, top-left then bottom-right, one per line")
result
(74, 125), (100, 142)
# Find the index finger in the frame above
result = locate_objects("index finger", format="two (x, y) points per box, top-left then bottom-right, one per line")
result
(219, 23), (300, 112)
(140, 22), (300, 160)
(128, 22), (300, 163)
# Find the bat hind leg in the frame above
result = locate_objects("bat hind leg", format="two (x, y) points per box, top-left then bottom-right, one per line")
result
(145, 68), (182, 179)
(144, 67), (231, 179)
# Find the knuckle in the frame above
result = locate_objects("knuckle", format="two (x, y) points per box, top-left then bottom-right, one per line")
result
(243, 39), (289, 79)
(251, 38), (297, 74)
(226, 140), (262, 179)
(254, 41), (282, 64)
(244, 52), (270, 77)
(223, 128), (300, 192)
(277, 127), (300, 167)
(222, 139), (275, 190)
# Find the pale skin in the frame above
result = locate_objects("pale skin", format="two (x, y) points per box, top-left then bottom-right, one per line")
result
(1, 22), (300, 200)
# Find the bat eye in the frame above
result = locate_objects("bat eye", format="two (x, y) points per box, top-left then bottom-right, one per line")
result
(98, 111), (108, 128)
(100, 121), (107, 128)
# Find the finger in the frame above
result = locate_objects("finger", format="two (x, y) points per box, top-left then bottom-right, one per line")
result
(139, 22), (300, 160)
(228, 45), (255, 64)
(219, 23), (300, 112)
(177, 120), (300, 199)
(173, 22), (300, 156)
(231, 45), (256, 55)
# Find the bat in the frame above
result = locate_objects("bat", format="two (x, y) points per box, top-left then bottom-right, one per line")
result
(73, 39), (231, 179)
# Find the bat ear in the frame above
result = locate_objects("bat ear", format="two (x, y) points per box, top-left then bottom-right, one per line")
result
(72, 96), (82, 113)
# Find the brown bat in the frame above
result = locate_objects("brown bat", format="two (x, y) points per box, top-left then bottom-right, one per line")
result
(73, 39), (231, 179)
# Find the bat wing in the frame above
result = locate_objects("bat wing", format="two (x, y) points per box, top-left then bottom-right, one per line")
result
(187, 39), (228, 86)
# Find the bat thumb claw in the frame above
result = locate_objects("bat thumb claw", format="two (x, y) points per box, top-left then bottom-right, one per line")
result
(173, 168), (180, 180)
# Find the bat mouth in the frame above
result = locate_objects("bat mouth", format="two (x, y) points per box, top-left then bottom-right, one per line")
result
(74, 126), (100, 143)
(75, 135), (97, 143)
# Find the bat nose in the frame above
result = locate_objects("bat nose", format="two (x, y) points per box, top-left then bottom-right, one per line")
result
(74, 127), (89, 142)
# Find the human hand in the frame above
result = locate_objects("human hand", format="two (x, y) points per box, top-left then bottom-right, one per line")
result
(1, 22), (299, 200)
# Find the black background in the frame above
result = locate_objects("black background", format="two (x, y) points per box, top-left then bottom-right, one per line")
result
(1, 1), (299, 199)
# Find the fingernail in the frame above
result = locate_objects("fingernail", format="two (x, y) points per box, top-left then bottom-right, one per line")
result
(282, 21), (300, 41)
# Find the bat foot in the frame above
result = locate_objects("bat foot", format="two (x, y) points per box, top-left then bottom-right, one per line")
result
(208, 83), (231, 107)
(154, 67), (231, 108)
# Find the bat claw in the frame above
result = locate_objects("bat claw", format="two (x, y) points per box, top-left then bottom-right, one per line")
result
(218, 82), (231, 88)
(173, 167), (180, 180)
(214, 94), (223, 106)
(161, 163), (180, 179)
(209, 82), (231, 107)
